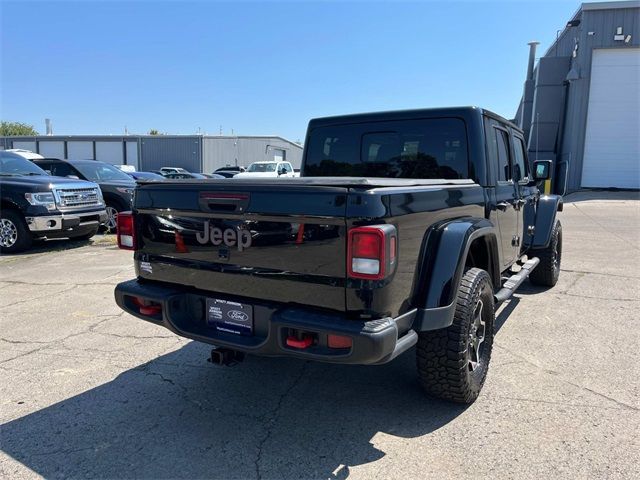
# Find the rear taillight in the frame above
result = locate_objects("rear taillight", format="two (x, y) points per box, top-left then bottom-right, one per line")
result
(347, 225), (397, 280)
(117, 211), (136, 250)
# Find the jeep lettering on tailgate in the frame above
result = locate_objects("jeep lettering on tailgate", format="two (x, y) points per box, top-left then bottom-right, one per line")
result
(196, 221), (252, 251)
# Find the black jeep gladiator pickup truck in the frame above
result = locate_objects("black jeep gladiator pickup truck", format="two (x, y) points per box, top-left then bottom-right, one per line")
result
(114, 107), (562, 403)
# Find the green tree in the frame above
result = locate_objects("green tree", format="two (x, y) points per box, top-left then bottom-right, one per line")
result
(148, 129), (160, 135)
(0, 121), (39, 136)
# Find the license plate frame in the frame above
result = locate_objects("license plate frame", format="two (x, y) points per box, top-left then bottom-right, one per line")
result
(206, 298), (254, 336)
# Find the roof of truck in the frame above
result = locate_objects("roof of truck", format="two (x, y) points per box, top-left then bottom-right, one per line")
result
(307, 106), (521, 132)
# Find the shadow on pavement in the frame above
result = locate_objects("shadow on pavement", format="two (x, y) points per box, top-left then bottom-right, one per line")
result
(563, 189), (639, 203)
(0, 234), (116, 257)
(0, 342), (470, 479)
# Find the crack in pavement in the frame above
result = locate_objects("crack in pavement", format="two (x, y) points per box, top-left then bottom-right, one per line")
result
(558, 291), (639, 302)
(0, 284), (79, 309)
(570, 203), (640, 251)
(553, 271), (638, 301)
(0, 313), (125, 364)
(493, 395), (637, 411)
(560, 268), (640, 280)
(254, 360), (310, 480)
(557, 271), (586, 295)
(494, 344), (638, 411)
(0, 338), (50, 345)
(135, 366), (206, 412)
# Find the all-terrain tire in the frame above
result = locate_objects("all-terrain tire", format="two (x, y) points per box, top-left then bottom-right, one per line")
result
(416, 268), (495, 404)
(0, 209), (33, 254)
(529, 220), (562, 287)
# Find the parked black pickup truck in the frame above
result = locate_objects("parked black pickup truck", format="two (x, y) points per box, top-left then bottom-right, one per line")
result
(1, 151), (107, 253)
(114, 107), (562, 403)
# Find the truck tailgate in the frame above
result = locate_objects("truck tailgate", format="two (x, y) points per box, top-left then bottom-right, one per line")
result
(133, 182), (348, 311)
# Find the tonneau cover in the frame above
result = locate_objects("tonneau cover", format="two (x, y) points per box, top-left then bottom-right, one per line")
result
(138, 177), (476, 188)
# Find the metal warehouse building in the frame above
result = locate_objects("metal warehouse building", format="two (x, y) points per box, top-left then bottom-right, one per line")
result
(515, 1), (639, 192)
(0, 135), (303, 173)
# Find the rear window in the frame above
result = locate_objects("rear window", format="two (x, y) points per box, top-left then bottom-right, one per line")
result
(303, 118), (468, 179)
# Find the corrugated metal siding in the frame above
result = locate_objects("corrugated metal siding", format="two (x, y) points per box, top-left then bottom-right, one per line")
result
(1, 135), (303, 172)
(139, 136), (202, 172)
(202, 137), (303, 173)
(202, 138), (241, 172)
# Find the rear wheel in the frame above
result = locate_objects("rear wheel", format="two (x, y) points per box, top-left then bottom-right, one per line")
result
(529, 220), (562, 287)
(416, 268), (495, 404)
(0, 209), (32, 254)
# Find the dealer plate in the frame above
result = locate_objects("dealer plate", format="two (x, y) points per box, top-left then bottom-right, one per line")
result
(206, 298), (253, 336)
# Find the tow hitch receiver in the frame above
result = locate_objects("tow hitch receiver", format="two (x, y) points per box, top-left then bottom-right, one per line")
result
(131, 296), (162, 316)
(208, 347), (245, 366)
(285, 330), (315, 349)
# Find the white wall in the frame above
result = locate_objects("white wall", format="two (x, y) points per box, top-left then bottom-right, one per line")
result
(38, 141), (65, 158)
(12, 141), (37, 152)
(95, 141), (123, 165)
(67, 141), (93, 159)
(126, 141), (139, 169)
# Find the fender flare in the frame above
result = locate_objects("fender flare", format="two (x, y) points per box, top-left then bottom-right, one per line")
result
(412, 217), (500, 331)
(530, 194), (563, 249)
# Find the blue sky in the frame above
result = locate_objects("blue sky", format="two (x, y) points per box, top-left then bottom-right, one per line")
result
(1, 0), (579, 141)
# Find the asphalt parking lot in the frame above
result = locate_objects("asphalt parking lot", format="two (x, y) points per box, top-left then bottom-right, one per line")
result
(1, 191), (638, 480)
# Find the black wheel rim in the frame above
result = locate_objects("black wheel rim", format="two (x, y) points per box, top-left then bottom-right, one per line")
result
(467, 299), (486, 372)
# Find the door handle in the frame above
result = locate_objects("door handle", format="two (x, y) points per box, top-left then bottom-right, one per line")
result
(515, 199), (526, 210)
(496, 202), (510, 211)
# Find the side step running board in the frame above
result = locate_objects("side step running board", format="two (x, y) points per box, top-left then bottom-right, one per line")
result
(494, 257), (540, 304)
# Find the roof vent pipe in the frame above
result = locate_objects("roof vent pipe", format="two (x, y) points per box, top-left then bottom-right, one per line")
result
(45, 118), (52, 136)
(526, 41), (540, 80)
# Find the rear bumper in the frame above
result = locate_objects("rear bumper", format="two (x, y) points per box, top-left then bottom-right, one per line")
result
(114, 278), (417, 365)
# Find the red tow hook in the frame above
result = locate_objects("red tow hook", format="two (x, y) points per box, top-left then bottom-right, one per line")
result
(131, 297), (162, 316)
(286, 335), (313, 349)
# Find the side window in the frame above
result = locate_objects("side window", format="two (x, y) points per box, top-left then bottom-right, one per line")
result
(36, 162), (52, 174)
(70, 166), (84, 179)
(512, 136), (528, 182)
(494, 129), (511, 181)
(51, 163), (72, 177)
(283, 163), (293, 173)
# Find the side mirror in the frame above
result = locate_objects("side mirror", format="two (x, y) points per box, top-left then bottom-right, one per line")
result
(532, 160), (552, 181)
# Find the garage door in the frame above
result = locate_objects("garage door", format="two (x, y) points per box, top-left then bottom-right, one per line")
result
(273, 149), (285, 162)
(581, 48), (640, 189)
